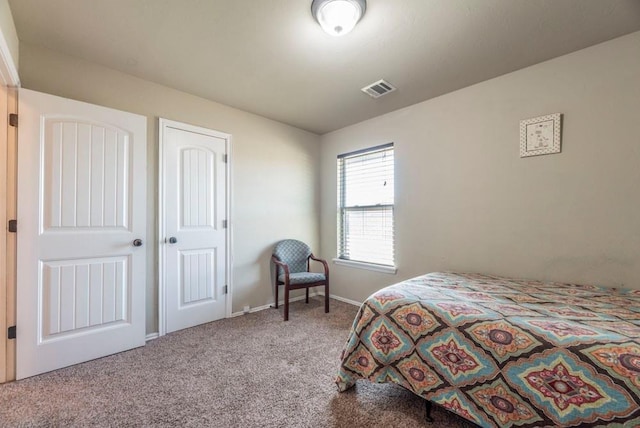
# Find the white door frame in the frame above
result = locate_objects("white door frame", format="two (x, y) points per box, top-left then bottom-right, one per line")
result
(0, 20), (20, 383)
(158, 118), (232, 337)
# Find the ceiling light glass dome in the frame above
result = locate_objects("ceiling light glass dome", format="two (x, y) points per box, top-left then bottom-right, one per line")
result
(311, 0), (366, 37)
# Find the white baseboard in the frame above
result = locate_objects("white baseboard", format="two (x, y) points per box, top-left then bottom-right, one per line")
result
(147, 292), (361, 333)
(230, 294), (313, 317)
(230, 292), (361, 317)
(324, 293), (362, 307)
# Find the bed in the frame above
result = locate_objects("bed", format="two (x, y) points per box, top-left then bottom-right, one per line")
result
(336, 272), (640, 427)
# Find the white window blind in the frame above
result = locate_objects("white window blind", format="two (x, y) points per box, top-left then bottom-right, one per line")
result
(338, 143), (394, 266)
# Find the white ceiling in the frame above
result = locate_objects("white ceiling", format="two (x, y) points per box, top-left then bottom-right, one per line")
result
(8, 0), (640, 134)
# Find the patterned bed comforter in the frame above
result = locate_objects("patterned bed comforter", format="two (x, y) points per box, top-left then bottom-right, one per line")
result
(336, 272), (640, 427)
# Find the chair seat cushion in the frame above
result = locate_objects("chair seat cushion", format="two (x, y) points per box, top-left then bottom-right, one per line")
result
(278, 272), (326, 285)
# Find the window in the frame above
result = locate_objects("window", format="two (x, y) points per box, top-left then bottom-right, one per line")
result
(337, 143), (394, 267)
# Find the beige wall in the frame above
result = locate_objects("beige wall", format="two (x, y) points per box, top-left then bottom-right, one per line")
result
(0, 0), (17, 74)
(320, 31), (640, 302)
(19, 43), (321, 334)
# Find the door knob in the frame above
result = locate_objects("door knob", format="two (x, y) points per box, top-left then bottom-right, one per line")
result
(168, 237), (177, 244)
(133, 239), (143, 247)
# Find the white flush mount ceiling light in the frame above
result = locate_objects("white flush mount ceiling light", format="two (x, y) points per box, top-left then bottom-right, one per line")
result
(311, 0), (366, 37)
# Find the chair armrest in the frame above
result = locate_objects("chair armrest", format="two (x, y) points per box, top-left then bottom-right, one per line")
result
(272, 256), (290, 277)
(309, 254), (329, 276)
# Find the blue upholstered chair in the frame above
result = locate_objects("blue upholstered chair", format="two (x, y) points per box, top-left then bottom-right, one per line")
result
(271, 239), (329, 321)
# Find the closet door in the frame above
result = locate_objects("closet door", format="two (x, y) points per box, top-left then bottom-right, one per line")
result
(160, 119), (229, 334)
(16, 89), (147, 379)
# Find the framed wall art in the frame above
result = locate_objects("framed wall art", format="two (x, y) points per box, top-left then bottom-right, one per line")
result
(519, 113), (562, 158)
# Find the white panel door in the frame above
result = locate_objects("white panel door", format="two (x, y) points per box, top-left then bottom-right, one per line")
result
(161, 119), (228, 334)
(17, 89), (147, 379)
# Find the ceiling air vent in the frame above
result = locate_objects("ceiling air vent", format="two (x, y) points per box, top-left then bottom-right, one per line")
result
(361, 79), (397, 99)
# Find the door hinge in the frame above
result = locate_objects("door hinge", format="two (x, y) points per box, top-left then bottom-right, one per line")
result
(8, 326), (16, 339)
(223, 285), (228, 294)
(222, 154), (228, 163)
(8, 113), (17, 127)
(8, 219), (17, 233)
(222, 220), (227, 228)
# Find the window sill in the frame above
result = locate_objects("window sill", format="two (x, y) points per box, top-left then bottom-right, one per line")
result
(332, 258), (397, 274)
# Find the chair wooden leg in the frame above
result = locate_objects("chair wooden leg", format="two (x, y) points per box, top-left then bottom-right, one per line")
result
(275, 282), (279, 309)
(305, 288), (309, 304)
(284, 285), (290, 321)
(325, 282), (330, 313)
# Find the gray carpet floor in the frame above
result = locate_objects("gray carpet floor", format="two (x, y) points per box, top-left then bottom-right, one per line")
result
(0, 298), (476, 427)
